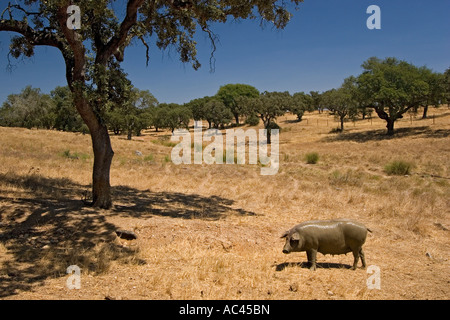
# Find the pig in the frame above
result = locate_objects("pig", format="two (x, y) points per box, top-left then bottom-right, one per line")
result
(281, 219), (371, 271)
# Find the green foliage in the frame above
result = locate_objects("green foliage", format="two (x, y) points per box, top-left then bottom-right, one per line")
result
(291, 92), (313, 121)
(152, 103), (192, 132)
(105, 87), (158, 138)
(0, 86), (55, 130)
(266, 121), (281, 131)
(245, 114), (260, 126)
(203, 98), (233, 129)
(357, 57), (431, 134)
(240, 91), (289, 144)
(51, 86), (86, 132)
(309, 91), (323, 113)
(445, 67), (450, 104)
(384, 160), (414, 176)
(166, 104), (192, 132)
(418, 67), (447, 108)
(253, 91), (290, 128)
(216, 84), (260, 124)
(187, 96), (212, 122)
(322, 77), (359, 131)
(305, 152), (319, 164)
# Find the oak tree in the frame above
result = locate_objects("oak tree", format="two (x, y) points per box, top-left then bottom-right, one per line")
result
(216, 83), (260, 125)
(357, 57), (429, 135)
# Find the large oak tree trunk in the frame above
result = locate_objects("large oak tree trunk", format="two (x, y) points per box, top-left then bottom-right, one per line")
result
(374, 106), (396, 136)
(386, 118), (395, 136)
(72, 93), (114, 209)
(91, 124), (114, 209)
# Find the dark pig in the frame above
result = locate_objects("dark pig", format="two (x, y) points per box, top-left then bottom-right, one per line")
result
(281, 219), (371, 271)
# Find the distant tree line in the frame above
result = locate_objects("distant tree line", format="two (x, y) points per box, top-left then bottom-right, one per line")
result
(1, 57), (449, 139)
(0, 85), (88, 133)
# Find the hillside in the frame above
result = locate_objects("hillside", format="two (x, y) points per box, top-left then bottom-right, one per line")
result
(0, 109), (449, 300)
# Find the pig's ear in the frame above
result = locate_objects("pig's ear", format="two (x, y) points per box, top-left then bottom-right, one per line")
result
(291, 232), (301, 241)
(280, 231), (289, 238)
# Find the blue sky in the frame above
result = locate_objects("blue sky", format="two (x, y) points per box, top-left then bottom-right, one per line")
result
(0, 0), (449, 105)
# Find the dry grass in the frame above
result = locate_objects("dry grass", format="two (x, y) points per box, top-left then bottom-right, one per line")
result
(0, 108), (449, 300)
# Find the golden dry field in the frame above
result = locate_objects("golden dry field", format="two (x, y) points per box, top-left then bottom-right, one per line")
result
(0, 108), (449, 300)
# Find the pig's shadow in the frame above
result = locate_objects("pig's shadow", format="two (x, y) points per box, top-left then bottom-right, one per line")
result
(275, 261), (352, 271)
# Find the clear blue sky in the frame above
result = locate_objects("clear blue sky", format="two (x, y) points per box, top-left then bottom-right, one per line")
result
(0, 0), (449, 105)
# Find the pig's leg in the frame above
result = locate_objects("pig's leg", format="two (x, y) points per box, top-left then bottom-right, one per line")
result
(352, 249), (360, 270)
(359, 248), (366, 269)
(307, 249), (317, 271)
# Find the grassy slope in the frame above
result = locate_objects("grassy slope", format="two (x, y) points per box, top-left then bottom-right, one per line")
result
(0, 109), (449, 300)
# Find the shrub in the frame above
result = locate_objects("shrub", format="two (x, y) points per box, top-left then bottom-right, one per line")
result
(305, 152), (319, 164)
(384, 160), (413, 175)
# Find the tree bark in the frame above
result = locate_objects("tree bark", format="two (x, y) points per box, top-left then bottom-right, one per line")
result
(373, 106), (396, 135)
(386, 118), (395, 136)
(91, 124), (114, 209)
(422, 105), (428, 119)
(71, 95), (114, 209)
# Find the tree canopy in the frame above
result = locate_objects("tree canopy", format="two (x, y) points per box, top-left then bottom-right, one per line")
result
(216, 84), (260, 124)
(321, 77), (358, 131)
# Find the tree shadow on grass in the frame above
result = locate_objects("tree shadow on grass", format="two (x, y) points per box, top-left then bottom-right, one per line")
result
(0, 172), (255, 298)
(111, 185), (255, 220)
(321, 126), (450, 143)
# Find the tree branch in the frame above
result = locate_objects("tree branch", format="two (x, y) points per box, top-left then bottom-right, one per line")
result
(201, 25), (218, 73)
(0, 19), (61, 48)
(56, 4), (85, 83)
(138, 35), (150, 67)
(8, 4), (42, 17)
(95, 0), (145, 65)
